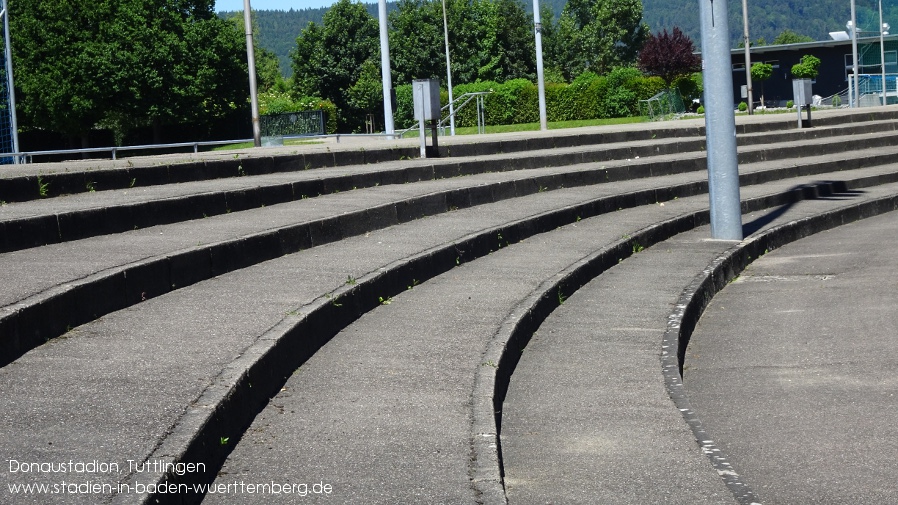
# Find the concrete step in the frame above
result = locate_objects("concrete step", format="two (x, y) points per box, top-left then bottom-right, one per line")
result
(3, 114), (897, 255)
(0, 174), (884, 504)
(203, 184), (898, 505)
(2, 111), (898, 504)
(3, 138), (897, 367)
(1, 106), (895, 208)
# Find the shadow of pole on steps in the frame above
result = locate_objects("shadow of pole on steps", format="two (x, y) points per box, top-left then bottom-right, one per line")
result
(743, 181), (866, 237)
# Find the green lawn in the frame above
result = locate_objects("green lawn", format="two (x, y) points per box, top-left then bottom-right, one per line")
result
(399, 116), (649, 138)
(213, 117), (650, 148)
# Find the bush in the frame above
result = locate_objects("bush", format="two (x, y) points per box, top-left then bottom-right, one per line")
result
(738, 102), (748, 112)
(392, 68), (661, 129)
(831, 95), (841, 107)
(786, 100), (794, 108)
(696, 105), (705, 114)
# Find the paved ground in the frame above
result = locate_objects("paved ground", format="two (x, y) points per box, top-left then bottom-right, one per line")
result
(684, 211), (898, 504)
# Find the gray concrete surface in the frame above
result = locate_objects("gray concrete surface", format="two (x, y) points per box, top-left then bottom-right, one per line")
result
(0, 109), (896, 505)
(499, 186), (898, 504)
(684, 211), (898, 504)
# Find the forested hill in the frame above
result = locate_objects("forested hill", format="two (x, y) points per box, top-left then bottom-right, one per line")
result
(643, 0), (898, 48)
(220, 0), (898, 76)
(218, 4), (397, 75)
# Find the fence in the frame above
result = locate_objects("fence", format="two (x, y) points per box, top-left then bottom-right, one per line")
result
(639, 88), (685, 121)
(260, 111), (326, 138)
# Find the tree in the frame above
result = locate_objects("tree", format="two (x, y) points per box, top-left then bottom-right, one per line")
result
(791, 54), (821, 79)
(291, 0), (379, 131)
(11, 0), (248, 145)
(773, 29), (815, 45)
(637, 27), (701, 88)
(388, 0), (534, 86)
(555, 0), (649, 80)
(750, 62), (774, 106)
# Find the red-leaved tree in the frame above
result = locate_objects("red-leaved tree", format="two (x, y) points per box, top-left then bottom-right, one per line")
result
(637, 27), (702, 88)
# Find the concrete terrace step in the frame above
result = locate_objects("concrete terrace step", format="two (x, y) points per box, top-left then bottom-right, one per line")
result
(4, 113), (890, 251)
(4, 116), (898, 258)
(1, 105), (895, 207)
(3, 140), (898, 367)
(0, 175), (889, 505)
(202, 185), (898, 505)
(1, 108), (897, 505)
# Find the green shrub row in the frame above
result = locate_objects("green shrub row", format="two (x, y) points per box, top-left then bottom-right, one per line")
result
(393, 68), (668, 129)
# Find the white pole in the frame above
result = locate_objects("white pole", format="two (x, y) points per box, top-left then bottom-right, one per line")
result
(533, 0), (547, 130)
(851, 0), (859, 107)
(378, 0), (394, 137)
(442, 0), (455, 135)
(243, 0), (261, 147)
(880, 0), (887, 105)
(1, 0), (18, 161)
(742, 0), (753, 114)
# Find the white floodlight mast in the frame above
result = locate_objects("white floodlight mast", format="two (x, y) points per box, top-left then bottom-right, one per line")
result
(243, 0), (262, 147)
(1, 0), (19, 161)
(442, 0), (455, 135)
(378, 0), (394, 137)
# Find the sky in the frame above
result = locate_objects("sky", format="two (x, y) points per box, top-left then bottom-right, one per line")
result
(215, 0), (342, 11)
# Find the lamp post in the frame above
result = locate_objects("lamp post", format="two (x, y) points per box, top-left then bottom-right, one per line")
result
(442, 0), (455, 135)
(243, 0), (261, 147)
(1, 0), (19, 161)
(849, 0), (859, 107)
(533, 0), (547, 130)
(377, 0), (394, 137)
(880, 0), (889, 105)
(742, 0), (753, 114)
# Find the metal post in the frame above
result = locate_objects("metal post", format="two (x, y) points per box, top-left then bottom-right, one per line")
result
(741, 0), (753, 114)
(533, 0), (547, 130)
(418, 83), (426, 158)
(700, 0), (743, 241)
(851, 0), (859, 108)
(441, 0), (455, 135)
(243, 0), (261, 147)
(880, 0), (887, 105)
(1, 0), (19, 161)
(378, 0), (394, 137)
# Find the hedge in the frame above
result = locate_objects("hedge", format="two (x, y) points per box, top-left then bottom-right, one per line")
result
(393, 69), (666, 129)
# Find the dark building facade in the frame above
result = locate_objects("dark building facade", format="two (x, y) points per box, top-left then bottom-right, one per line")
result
(724, 34), (898, 107)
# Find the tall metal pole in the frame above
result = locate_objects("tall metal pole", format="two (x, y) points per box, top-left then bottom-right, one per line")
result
(742, 0), (753, 114)
(533, 0), (547, 130)
(851, 0), (859, 107)
(1, 0), (19, 161)
(442, 0), (455, 135)
(243, 0), (261, 147)
(700, 0), (743, 240)
(880, 0), (887, 105)
(378, 0), (394, 137)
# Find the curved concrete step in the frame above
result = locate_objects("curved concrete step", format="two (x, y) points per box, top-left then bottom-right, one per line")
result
(2, 173), (895, 505)
(3, 111), (898, 252)
(497, 191), (898, 504)
(4, 140), (897, 367)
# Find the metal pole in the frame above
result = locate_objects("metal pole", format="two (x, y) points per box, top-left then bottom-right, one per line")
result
(851, 0), (859, 107)
(243, 0), (262, 147)
(442, 0), (455, 135)
(1, 0), (19, 161)
(700, 0), (743, 241)
(742, 0), (753, 114)
(418, 83), (426, 158)
(880, 0), (887, 105)
(533, 0), (547, 130)
(378, 0), (394, 137)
